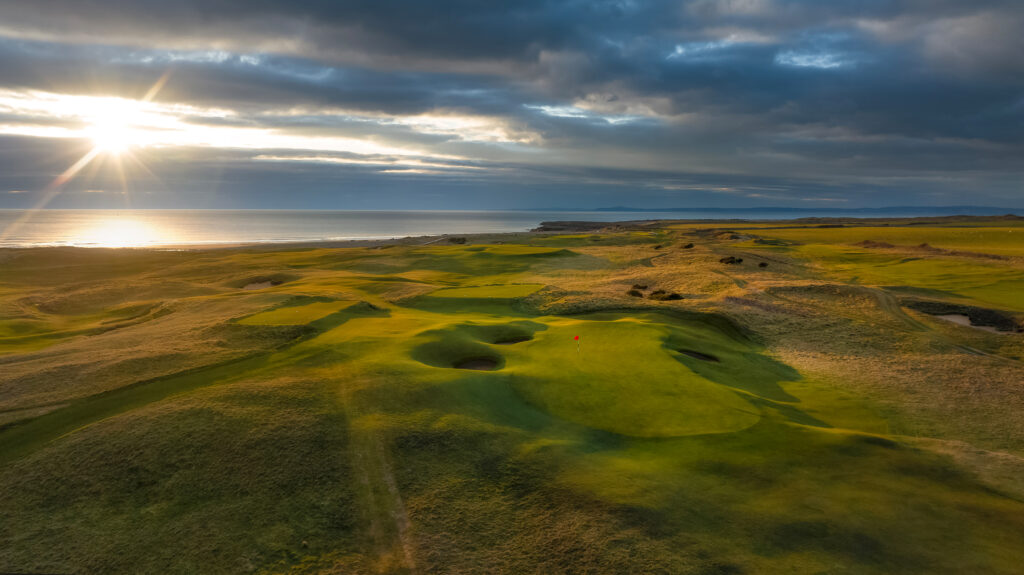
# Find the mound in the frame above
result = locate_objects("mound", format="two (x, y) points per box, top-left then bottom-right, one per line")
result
(410, 321), (546, 370)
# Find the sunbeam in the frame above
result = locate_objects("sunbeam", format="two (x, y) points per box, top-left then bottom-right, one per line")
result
(0, 72), (171, 243)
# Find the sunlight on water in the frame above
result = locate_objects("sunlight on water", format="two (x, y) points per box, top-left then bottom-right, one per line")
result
(72, 217), (171, 247)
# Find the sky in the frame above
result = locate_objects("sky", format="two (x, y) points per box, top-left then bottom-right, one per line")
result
(0, 0), (1021, 210)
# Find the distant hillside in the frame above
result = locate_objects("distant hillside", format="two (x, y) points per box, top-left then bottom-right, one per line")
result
(590, 206), (1020, 215)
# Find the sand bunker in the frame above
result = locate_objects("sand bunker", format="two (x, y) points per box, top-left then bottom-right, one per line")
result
(679, 349), (720, 362)
(935, 314), (1006, 334)
(903, 299), (1020, 333)
(454, 358), (499, 370)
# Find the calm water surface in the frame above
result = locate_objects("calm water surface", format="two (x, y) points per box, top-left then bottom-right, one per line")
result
(0, 208), (940, 248)
(0, 209), (777, 248)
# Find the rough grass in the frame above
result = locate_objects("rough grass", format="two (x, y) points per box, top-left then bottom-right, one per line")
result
(0, 377), (366, 574)
(749, 225), (1024, 257)
(746, 241), (1024, 311)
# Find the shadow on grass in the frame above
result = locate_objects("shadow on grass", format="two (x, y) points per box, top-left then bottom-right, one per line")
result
(663, 339), (801, 403)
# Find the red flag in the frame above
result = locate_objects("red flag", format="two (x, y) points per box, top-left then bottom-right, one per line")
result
(574, 335), (579, 341)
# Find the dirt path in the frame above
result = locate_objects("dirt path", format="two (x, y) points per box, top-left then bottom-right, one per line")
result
(337, 378), (419, 574)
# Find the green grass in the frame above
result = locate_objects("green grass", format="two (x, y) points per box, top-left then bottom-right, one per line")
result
(428, 284), (544, 299)
(0, 377), (366, 574)
(0, 302), (167, 355)
(557, 423), (1024, 573)
(744, 240), (1024, 311)
(239, 300), (358, 325)
(0, 305), (375, 464)
(507, 317), (761, 437)
(532, 231), (669, 247)
(1, 223), (1023, 574)
(752, 225), (1024, 257)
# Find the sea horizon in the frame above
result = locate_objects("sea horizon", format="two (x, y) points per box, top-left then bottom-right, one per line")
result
(1, 207), (1020, 248)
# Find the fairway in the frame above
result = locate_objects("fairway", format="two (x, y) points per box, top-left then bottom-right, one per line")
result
(238, 300), (358, 325)
(428, 283), (544, 298)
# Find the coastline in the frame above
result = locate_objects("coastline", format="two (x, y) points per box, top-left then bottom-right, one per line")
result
(1, 214), (1018, 251)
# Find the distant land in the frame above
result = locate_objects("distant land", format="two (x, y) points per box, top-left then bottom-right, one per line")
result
(587, 206), (1022, 215)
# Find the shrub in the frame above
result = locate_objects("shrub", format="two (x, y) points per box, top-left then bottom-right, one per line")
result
(649, 290), (683, 301)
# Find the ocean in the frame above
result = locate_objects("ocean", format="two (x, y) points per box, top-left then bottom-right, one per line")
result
(0, 209), (766, 248)
(0, 208), (1004, 248)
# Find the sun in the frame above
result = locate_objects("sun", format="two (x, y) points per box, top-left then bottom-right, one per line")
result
(88, 116), (138, 155)
(82, 98), (152, 155)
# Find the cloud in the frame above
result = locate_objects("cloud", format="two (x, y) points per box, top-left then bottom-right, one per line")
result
(667, 40), (741, 61)
(774, 51), (851, 69)
(0, 1), (1019, 209)
(524, 104), (648, 125)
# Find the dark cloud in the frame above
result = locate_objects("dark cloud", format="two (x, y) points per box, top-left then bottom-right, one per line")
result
(0, 0), (1020, 208)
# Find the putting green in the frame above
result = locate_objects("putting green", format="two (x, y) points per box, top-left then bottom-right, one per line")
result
(505, 318), (764, 437)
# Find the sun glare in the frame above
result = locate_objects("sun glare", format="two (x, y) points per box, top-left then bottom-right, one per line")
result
(90, 123), (133, 154)
(86, 105), (143, 155)
(75, 218), (166, 247)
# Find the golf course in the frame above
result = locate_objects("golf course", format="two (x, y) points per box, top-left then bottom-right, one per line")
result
(2, 216), (1023, 573)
